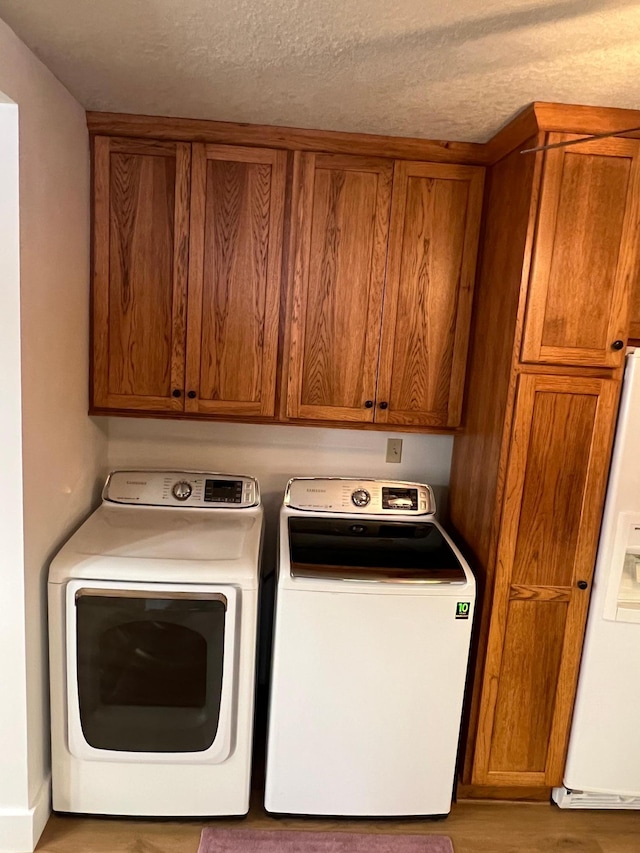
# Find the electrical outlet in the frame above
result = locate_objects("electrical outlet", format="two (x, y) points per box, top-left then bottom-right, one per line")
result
(386, 438), (403, 463)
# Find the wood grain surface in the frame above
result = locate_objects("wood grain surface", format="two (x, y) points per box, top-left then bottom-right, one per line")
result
(448, 138), (543, 783)
(86, 103), (640, 170)
(483, 105), (539, 165)
(487, 599), (568, 775)
(486, 102), (640, 165)
(522, 134), (640, 368)
(87, 111), (486, 165)
(456, 783), (551, 801)
(533, 101), (640, 139)
(375, 162), (484, 427)
(448, 126), (635, 795)
(509, 584), (572, 602)
(185, 144), (286, 416)
(92, 136), (191, 411)
(284, 153), (393, 422)
(449, 140), (541, 572)
(472, 374), (619, 787)
(37, 799), (640, 853)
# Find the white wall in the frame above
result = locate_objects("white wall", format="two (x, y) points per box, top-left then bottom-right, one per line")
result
(106, 418), (453, 568)
(0, 18), (107, 852)
(0, 95), (30, 835)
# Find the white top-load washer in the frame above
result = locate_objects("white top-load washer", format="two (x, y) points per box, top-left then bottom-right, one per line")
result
(265, 478), (476, 818)
(48, 470), (262, 817)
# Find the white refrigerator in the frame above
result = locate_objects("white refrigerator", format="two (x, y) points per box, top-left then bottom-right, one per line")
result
(554, 348), (640, 809)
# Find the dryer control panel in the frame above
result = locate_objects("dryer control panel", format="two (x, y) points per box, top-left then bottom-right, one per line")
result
(284, 478), (435, 515)
(103, 471), (259, 508)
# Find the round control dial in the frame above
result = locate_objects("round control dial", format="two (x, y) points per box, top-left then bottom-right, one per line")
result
(351, 488), (371, 508)
(172, 481), (193, 501)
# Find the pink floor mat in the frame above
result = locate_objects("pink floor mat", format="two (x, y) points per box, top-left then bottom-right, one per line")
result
(198, 828), (454, 853)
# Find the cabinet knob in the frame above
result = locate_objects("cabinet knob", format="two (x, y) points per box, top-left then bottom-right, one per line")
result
(187, 391), (197, 399)
(611, 340), (625, 351)
(379, 401), (389, 410)
(577, 580), (589, 590)
(364, 400), (374, 408)
(171, 389), (182, 398)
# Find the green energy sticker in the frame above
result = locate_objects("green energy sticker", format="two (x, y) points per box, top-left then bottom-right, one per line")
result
(455, 601), (470, 619)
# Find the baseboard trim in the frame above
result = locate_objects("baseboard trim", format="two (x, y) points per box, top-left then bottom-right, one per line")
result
(0, 775), (51, 853)
(456, 783), (551, 802)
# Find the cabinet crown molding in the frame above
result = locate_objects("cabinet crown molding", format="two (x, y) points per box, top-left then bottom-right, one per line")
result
(87, 101), (640, 169)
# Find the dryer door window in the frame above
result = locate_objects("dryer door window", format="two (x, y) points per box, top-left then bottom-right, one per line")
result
(75, 591), (226, 753)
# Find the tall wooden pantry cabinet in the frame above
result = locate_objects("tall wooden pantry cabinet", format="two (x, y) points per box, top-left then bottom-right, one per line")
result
(449, 128), (640, 797)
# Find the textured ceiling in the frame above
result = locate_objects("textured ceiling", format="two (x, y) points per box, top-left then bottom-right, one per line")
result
(1, 0), (640, 142)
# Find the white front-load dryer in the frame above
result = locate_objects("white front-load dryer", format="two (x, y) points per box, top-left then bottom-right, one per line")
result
(48, 470), (262, 817)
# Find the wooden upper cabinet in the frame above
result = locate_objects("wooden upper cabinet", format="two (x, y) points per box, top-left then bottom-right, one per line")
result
(92, 131), (483, 429)
(284, 154), (484, 427)
(376, 162), (484, 427)
(472, 373), (619, 787)
(522, 134), (640, 368)
(284, 153), (393, 422)
(185, 144), (286, 417)
(92, 136), (191, 411)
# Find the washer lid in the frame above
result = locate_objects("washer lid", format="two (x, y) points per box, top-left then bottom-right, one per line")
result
(49, 504), (263, 585)
(288, 517), (467, 584)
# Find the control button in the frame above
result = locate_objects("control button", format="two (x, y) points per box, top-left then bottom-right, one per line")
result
(172, 481), (193, 501)
(350, 524), (366, 533)
(420, 500), (427, 511)
(351, 489), (371, 508)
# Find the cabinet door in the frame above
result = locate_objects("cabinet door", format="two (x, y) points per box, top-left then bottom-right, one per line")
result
(375, 162), (484, 427)
(185, 144), (286, 417)
(92, 137), (190, 411)
(472, 373), (619, 787)
(522, 135), (640, 368)
(285, 153), (393, 422)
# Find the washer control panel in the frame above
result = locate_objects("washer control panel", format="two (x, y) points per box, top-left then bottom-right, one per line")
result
(285, 478), (435, 515)
(103, 471), (259, 508)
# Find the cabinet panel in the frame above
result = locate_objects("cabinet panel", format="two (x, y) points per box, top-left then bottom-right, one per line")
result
(511, 390), (597, 587)
(376, 162), (484, 426)
(522, 135), (640, 368)
(92, 137), (190, 411)
(472, 373), (619, 786)
(285, 153), (393, 422)
(488, 600), (568, 774)
(186, 144), (286, 416)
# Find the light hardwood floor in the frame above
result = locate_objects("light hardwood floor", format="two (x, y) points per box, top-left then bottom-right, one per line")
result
(36, 798), (640, 853)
